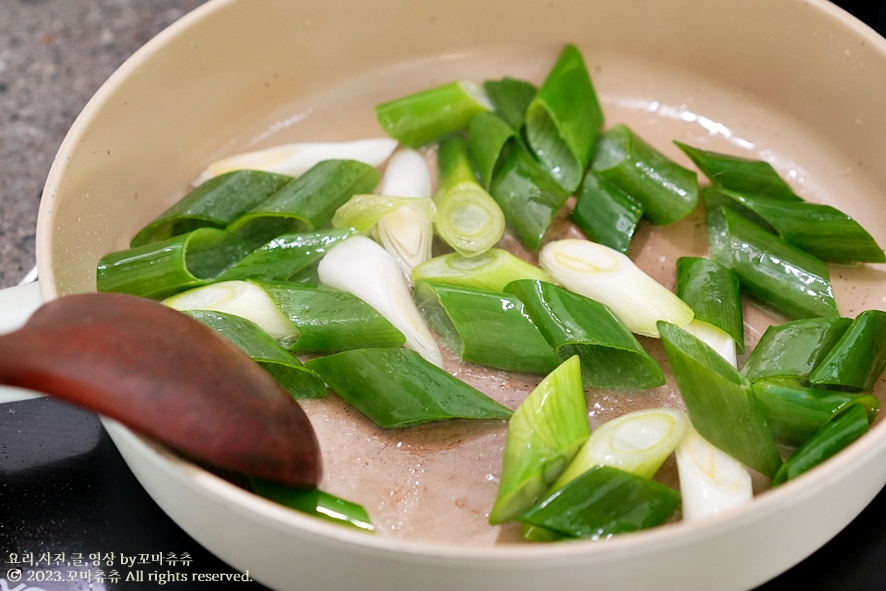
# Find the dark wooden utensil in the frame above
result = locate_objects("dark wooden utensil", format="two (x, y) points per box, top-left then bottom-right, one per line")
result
(0, 292), (321, 488)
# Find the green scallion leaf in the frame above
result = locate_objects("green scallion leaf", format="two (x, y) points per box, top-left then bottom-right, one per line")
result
(305, 348), (512, 429)
(809, 310), (886, 392)
(468, 112), (518, 190)
(676, 257), (744, 352)
(410, 248), (553, 293)
(741, 317), (852, 382)
(483, 77), (538, 131)
(250, 478), (374, 533)
(571, 172), (644, 255)
(332, 194), (436, 233)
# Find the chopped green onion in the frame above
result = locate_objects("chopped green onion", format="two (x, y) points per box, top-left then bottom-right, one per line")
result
(226, 160), (380, 248)
(708, 206), (838, 320)
(250, 478), (375, 533)
(809, 310), (886, 392)
(658, 321), (782, 478)
(434, 136), (505, 257)
(539, 239), (694, 338)
(506, 279), (665, 390)
(676, 257), (744, 352)
(525, 44), (604, 193)
(163, 280), (298, 342)
(414, 281), (559, 375)
(673, 142), (801, 201)
(489, 356), (589, 524)
(218, 228), (358, 282)
(571, 173), (644, 255)
(97, 228), (251, 300)
(411, 248), (553, 293)
(488, 140), (570, 251)
(741, 317), (852, 382)
(592, 124), (698, 225)
(258, 282), (406, 353)
(516, 465), (680, 539)
(192, 137), (397, 186)
(675, 426), (753, 522)
(704, 186), (885, 264)
(318, 236), (442, 366)
(131, 170), (293, 247)
(304, 348), (512, 429)
(753, 378), (879, 446)
(483, 77), (537, 131)
(681, 319), (737, 368)
(552, 408), (689, 488)
(332, 194), (436, 233)
(375, 81), (492, 147)
(468, 112), (517, 190)
(772, 404), (869, 486)
(376, 149), (435, 279)
(184, 310), (325, 399)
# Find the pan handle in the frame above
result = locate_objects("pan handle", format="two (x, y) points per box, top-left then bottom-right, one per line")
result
(0, 280), (45, 403)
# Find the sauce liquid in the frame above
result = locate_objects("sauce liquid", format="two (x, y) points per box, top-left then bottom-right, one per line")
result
(212, 48), (886, 546)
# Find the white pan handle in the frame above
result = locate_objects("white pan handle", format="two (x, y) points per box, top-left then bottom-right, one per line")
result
(0, 280), (45, 403)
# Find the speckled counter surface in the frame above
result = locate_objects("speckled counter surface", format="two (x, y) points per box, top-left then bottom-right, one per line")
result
(0, 0), (207, 289)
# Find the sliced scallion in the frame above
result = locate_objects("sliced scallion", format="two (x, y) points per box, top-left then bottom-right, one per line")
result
(539, 239), (694, 338)
(676, 257), (744, 352)
(571, 173), (644, 255)
(251, 478), (375, 533)
(592, 124), (698, 225)
(375, 80), (492, 147)
(410, 248), (553, 293)
(708, 206), (838, 320)
(414, 281), (559, 375)
(332, 194), (436, 233)
(318, 235), (442, 366)
(741, 317), (852, 382)
(468, 112), (517, 190)
(97, 228), (251, 300)
(525, 44), (604, 193)
(659, 321), (782, 478)
(483, 77), (537, 131)
(681, 319), (737, 368)
(506, 279), (665, 390)
(184, 310), (325, 399)
(226, 160), (380, 248)
(131, 170), (293, 247)
(809, 310), (886, 392)
(488, 356), (589, 524)
(304, 348), (512, 429)
(434, 136), (505, 257)
(192, 137), (397, 186)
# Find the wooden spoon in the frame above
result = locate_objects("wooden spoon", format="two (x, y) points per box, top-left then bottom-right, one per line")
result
(0, 292), (321, 488)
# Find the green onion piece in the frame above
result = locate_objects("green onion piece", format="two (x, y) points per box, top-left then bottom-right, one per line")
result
(226, 160), (380, 248)
(571, 172), (644, 255)
(517, 465), (680, 539)
(434, 136), (506, 257)
(708, 206), (838, 319)
(184, 310), (325, 399)
(488, 140), (570, 251)
(741, 317), (852, 382)
(506, 279), (665, 390)
(676, 426), (753, 522)
(592, 124), (698, 225)
(131, 170), (293, 247)
(97, 228), (251, 300)
(539, 239), (694, 338)
(468, 112), (517, 190)
(414, 281), (559, 375)
(332, 194), (436, 233)
(521, 525), (564, 542)
(673, 142), (801, 201)
(553, 408), (689, 488)
(256, 281), (406, 353)
(483, 77), (537, 131)
(753, 378), (879, 446)
(489, 356), (589, 524)
(250, 478), (374, 533)
(704, 187), (885, 264)
(375, 81), (492, 147)
(676, 257), (744, 352)
(305, 348), (512, 429)
(682, 319), (737, 367)
(163, 280), (299, 342)
(218, 228), (357, 282)
(809, 310), (886, 392)
(411, 248), (553, 293)
(772, 404), (869, 486)
(525, 44), (603, 193)
(658, 321), (783, 478)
